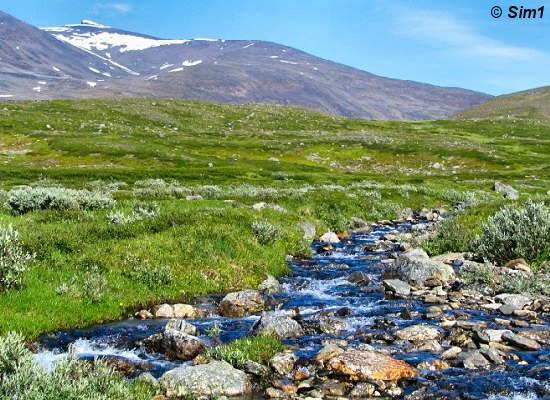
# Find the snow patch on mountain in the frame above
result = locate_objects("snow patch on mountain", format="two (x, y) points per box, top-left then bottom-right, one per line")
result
(181, 60), (202, 66)
(51, 31), (191, 53)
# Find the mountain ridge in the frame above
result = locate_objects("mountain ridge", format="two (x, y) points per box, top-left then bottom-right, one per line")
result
(0, 12), (492, 119)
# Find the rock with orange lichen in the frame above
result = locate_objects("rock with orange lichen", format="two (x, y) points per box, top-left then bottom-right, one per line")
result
(327, 350), (417, 381)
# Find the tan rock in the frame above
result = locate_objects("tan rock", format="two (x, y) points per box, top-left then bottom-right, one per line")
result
(155, 304), (175, 318)
(327, 350), (417, 381)
(135, 309), (153, 319)
(173, 304), (196, 319)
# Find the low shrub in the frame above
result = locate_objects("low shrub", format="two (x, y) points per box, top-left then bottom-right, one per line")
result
(107, 202), (160, 224)
(0, 224), (34, 292)
(422, 217), (475, 255)
(0, 332), (155, 400)
(82, 267), (108, 303)
(133, 179), (190, 198)
(252, 221), (281, 245)
(474, 201), (550, 265)
(6, 186), (115, 214)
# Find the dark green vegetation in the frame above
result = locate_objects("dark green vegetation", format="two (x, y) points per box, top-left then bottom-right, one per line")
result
(205, 335), (286, 368)
(0, 98), (549, 338)
(456, 85), (550, 122)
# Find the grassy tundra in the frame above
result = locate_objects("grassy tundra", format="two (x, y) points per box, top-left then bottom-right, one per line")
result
(0, 98), (549, 338)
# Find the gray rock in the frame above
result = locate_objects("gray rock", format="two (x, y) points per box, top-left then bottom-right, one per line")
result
(348, 271), (371, 285)
(462, 350), (491, 370)
(270, 352), (298, 375)
(299, 221), (316, 241)
(395, 324), (443, 342)
(160, 361), (252, 398)
(495, 293), (531, 309)
(499, 304), (519, 315)
(258, 275), (282, 294)
(502, 331), (541, 351)
(383, 279), (411, 295)
(493, 182), (520, 199)
(219, 290), (265, 317)
(393, 249), (456, 286)
(442, 346), (462, 360)
(319, 318), (349, 335)
(165, 319), (198, 336)
(252, 312), (303, 339)
(160, 329), (207, 361)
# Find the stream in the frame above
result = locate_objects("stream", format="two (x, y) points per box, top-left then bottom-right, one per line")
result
(35, 221), (550, 399)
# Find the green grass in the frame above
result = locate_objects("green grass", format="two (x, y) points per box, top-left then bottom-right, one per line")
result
(205, 335), (286, 368)
(0, 98), (548, 338)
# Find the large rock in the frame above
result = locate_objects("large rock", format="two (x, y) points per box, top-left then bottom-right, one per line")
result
(251, 312), (303, 339)
(160, 361), (253, 398)
(493, 182), (520, 199)
(395, 324), (443, 342)
(495, 293), (531, 309)
(155, 304), (175, 318)
(392, 249), (455, 286)
(258, 275), (282, 294)
(319, 231), (340, 243)
(219, 290), (265, 317)
(502, 331), (541, 351)
(160, 329), (206, 361)
(383, 279), (411, 296)
(326, 350), (417, 381)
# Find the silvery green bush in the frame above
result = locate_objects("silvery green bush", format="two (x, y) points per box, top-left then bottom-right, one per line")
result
(475, 201), (550, 265)
(252, 221), (280, 245)
(0, 332), (152, 399)
(0, 224), (34, 292)
(6, 186), (115, 214)
(107, 202), (159, 224)
(133, 179), (190, 198)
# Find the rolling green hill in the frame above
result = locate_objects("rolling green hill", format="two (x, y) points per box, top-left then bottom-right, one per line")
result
(0, 98), (549, 338)
(456, 86), (550, 121)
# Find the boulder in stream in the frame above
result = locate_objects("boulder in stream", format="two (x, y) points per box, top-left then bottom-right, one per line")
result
(160, 361), (253, 398)
(392, 249), (456, 286)
(219, 289), (265, 317)
(326, 349), (417, 381)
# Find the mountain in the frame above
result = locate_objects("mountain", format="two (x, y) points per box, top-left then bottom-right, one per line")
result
(455, 86), (550, 122)
(0, 12), (492, 119)
(0, 12), (135, 98)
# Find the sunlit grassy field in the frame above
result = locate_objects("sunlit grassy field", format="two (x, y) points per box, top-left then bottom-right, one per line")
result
(0, 98), (549, 337)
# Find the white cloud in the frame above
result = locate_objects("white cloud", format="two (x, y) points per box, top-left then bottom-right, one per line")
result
(399, 9), (547, 63)
(93, 3), (133, 15)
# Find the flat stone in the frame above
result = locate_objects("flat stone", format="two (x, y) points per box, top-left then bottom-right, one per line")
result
(383, 279), (411, 296)
(442, 346), (462, 360)
(502, 332), (541, 351)
(395, 324), (443, 342)
(462, 350), (491, 370)
(326, 350), (417, 381)
(495, 293), (531, 309)
(485, 329), (512, 342)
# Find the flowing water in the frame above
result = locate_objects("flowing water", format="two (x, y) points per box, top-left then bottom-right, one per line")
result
(35, 222), (550, 399)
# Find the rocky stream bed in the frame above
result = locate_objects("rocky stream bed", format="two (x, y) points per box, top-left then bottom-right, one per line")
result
(34, 211), (550, 399)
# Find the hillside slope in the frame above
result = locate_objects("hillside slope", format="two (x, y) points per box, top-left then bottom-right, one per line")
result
(456, 86), (550, 121)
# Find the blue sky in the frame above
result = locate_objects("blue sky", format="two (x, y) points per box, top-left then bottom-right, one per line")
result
(3, 0), (550, 95)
